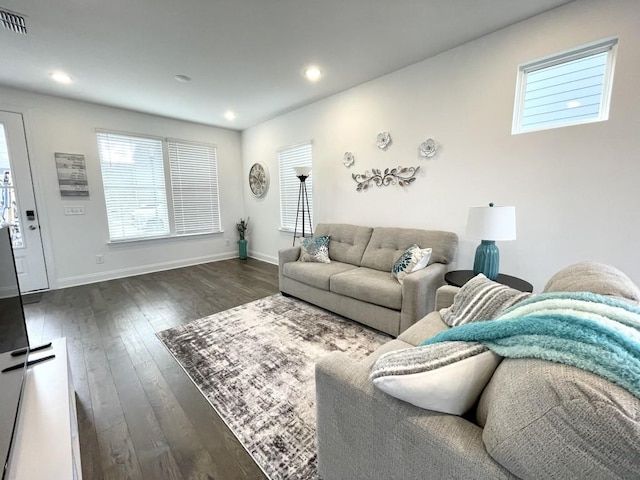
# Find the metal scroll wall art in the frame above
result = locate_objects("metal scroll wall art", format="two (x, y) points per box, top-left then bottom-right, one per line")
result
(352, 166), (420, 191)
(346, 132), (438, 191)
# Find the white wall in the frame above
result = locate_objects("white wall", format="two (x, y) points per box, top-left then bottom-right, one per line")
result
(0, 87), (243, 288)
(242, 0), (640, 291)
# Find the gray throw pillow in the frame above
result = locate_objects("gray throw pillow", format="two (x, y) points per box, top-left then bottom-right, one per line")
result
(440, 273), (531, 327)
(370, 341), (502, 415)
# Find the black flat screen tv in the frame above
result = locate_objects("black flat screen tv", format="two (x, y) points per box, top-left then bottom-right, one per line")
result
(0, 226), (29, 480)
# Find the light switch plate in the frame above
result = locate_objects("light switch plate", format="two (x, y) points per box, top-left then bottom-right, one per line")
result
(64, 206), (85, 215)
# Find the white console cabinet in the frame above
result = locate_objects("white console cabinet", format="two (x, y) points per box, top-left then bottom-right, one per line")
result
(8, 338), (82, 480)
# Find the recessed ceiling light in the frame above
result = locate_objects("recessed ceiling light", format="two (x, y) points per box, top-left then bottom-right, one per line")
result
(224, 111), (236, 121)
(174, 74), (192, 83)
(50, 71), (72, 84)
(303, 66), (323, 82)
(567, 100), (581, 109)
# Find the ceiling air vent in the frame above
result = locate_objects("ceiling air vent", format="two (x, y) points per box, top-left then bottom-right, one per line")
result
(0, 8), (27, 34)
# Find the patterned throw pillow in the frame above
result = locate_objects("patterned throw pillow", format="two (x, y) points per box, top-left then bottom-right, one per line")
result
(370, 341), (502, 415)
(391, 244), (432, 285)
(298, 235), (331, 263)
(440, 273), (531, 327)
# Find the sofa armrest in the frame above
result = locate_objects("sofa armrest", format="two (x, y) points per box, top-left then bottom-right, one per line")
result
(278, 246), (300, 291)
(278, 246), (300, 265)
(399, 263), (447, 333)
(436, 284), (460, 310)
(315, 352), (515, 480)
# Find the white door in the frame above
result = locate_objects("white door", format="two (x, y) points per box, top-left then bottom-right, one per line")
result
(0, 111), (49, 293)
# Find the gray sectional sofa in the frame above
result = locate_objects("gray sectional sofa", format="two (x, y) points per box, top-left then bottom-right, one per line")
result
(278, 223), (458, 337)
(316, 270), (640, 479)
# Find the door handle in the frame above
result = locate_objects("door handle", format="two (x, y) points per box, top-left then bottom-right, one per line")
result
(29, 225), (37, 230)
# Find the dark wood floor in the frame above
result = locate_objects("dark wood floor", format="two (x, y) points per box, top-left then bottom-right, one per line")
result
(23, 258), (279, 480)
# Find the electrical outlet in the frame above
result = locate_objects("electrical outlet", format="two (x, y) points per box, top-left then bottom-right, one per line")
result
(225, 239), (230, 246)
(95, 254), (104, 264)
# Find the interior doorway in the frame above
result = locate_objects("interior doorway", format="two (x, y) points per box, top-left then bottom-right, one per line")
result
(0, 111), (49, 293)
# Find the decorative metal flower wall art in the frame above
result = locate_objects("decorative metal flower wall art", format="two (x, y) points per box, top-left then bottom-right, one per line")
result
(419, 138), (437, 158)
(352, 166), (420, 191)
(343, 151), (355, 168)
(376, 131), (392, 150)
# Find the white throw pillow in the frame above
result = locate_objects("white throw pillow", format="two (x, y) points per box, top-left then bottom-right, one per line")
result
(391, 244), (432, 285)
(370, 341), (502, 415)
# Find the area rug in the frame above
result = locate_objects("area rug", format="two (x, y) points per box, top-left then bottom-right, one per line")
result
(156, 294), (390, 479)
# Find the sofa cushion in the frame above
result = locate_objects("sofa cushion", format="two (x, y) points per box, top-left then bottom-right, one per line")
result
(282, 261), (358, 290)
(370, 341), (502, 415)
(478, 358), (640, 479)
(330, 267), (402, 310)
(361, 227), (457, 272)
(299, 235), (331, 263)
(440, 273), (531, 327)
(544, 261), (640, 303)
(391, 244), (432, 285)
(315, 224), (374, 266)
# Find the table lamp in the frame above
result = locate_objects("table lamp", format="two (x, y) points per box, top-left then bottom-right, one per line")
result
(466, 203), (516, 280)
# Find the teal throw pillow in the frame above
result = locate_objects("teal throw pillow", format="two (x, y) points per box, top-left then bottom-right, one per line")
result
(299, 235), (331, 263)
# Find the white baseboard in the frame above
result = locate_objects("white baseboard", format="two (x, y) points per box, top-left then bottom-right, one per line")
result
(0, 285), (18, 299)
(249, 250), (278, 265)
(55, 252), (237, 289)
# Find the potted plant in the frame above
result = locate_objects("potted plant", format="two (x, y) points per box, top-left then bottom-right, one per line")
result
(236, 217), (249, 260)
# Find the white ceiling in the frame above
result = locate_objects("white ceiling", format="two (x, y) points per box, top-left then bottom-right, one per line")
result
(0, 0), (572, 130)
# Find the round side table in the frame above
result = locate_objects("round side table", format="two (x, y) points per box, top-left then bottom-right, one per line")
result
(445, 270), (533, 292)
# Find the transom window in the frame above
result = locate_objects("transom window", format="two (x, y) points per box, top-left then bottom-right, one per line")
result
(512, 38), (617, 134)
(97, 131), (221, 242)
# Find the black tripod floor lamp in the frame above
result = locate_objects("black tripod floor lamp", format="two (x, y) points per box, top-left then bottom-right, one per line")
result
(292, 166), (312, 246)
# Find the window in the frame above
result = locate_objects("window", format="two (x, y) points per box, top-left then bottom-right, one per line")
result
(168, 139), (221, 236)
(97, 132), (169, 241)
(279, 142), (312, 232)
(97, 131), (221, 241)
(513, 38), (617, 134)
(0, 125), (21, 247)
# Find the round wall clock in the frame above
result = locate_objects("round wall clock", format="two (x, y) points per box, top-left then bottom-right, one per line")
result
(249, 162), (269, 198)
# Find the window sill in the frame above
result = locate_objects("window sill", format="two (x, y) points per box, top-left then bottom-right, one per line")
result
(107, 230), (224, 246)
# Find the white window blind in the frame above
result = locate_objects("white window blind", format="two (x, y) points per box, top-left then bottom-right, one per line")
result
(279, 143), (312, 231)
(168, 139), (221, 235)
(513, 38), (617, 134)
(97, 132), (170, 241)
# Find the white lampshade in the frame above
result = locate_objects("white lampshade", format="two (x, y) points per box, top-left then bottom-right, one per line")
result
(293, 166), (312, 176)
(467, 205), (516, 241)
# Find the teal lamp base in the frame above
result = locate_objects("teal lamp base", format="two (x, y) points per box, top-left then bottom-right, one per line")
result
(473, 240), (499, 280)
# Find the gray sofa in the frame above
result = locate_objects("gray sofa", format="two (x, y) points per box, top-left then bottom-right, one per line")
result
(316, 283), (640, 479)
(278, 223), (458, 337)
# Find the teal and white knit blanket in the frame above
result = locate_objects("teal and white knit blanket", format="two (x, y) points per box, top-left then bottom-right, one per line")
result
(421, 292), (640, 398)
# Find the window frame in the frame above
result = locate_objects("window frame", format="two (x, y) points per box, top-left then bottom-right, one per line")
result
(512, 37), (618, 134)
(96, 129), (222, 243)
(278, 141), (313, 233)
